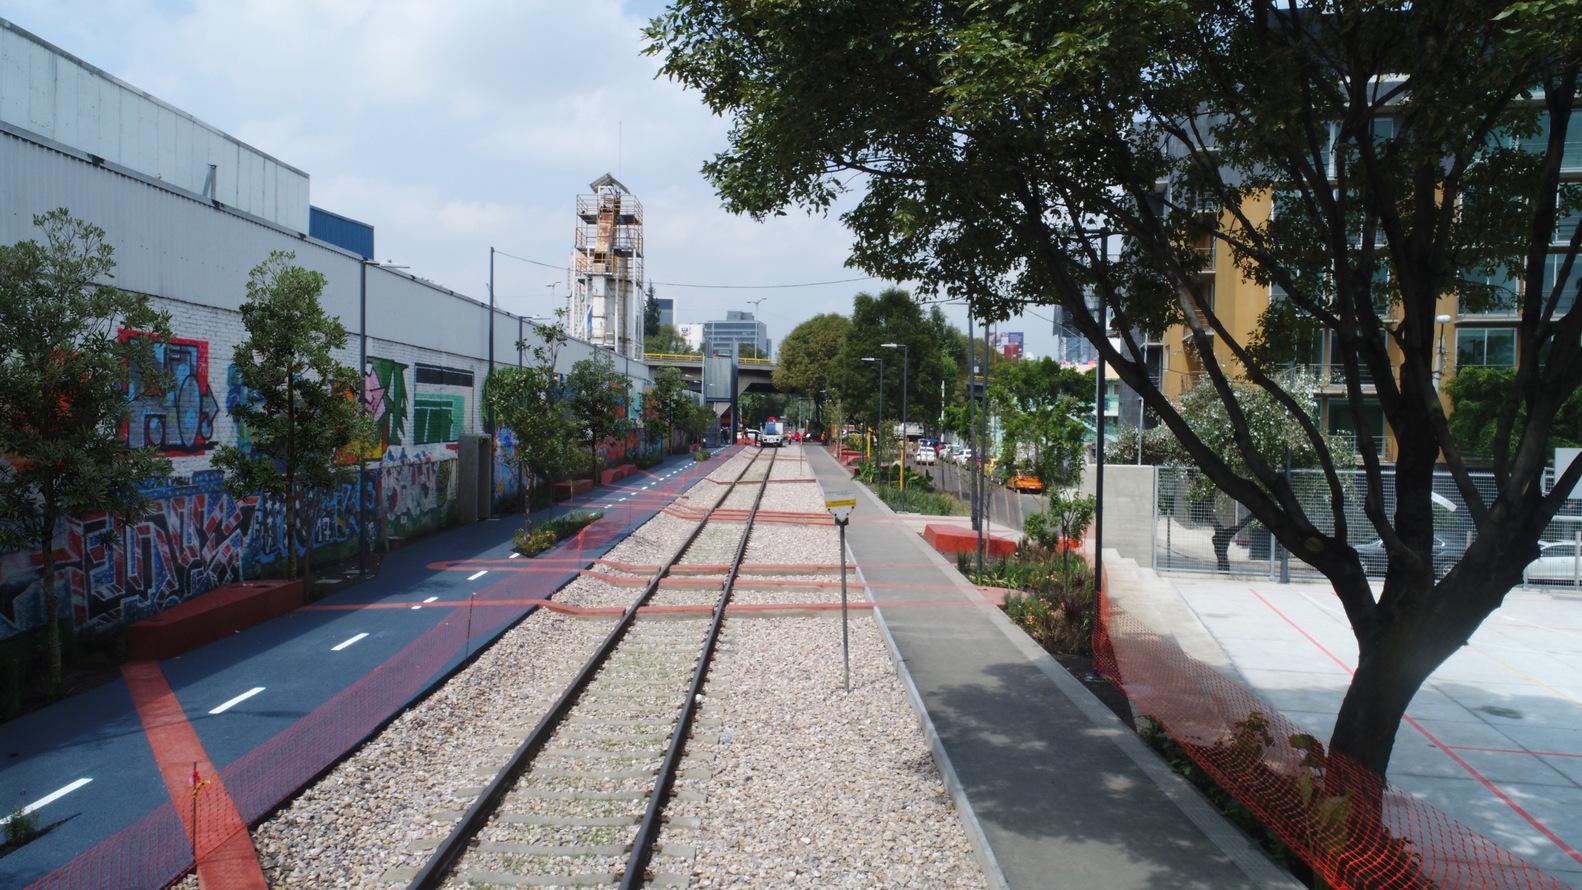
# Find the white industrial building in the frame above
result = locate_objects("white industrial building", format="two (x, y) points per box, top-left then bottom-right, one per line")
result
(0, 18), (651, 642)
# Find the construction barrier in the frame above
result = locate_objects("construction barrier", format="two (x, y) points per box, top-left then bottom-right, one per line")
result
(1092, 583), (1571, 890)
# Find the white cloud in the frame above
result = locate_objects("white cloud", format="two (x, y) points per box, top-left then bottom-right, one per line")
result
(2, 0), (980, 350)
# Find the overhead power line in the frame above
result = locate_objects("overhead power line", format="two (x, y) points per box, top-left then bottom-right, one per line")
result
(489, 248), (876, 290)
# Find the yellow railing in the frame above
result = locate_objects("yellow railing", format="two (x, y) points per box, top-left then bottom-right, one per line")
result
(644, 353), (774, 366)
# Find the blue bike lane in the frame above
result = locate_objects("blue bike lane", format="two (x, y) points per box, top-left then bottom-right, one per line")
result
(1, 448), (738, 890)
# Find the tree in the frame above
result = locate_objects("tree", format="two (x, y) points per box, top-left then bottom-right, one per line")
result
(643, 366), (693, 453)
(989, 358), (1092, 489)
(0, 210), (174, 692)
(1444, 366), (1582, 461)
(683, 401), (716, 446)
(644, 284), (661, 338)
(644, 323), (693, 356)
(647, 2), (1582, 780)
(564, 352), (632, 488)
(1146, 373), (1353, 572)
(487, 315), (571, 527)
(212, 251), (372, 583)
(775, 312), (850, 433)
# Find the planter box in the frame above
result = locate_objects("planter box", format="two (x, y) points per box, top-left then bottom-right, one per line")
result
(923, 523), (1017, 558)
(552, 479), (594, 500)
(127, 579), (304, 661)
(599, 464), (638, 485)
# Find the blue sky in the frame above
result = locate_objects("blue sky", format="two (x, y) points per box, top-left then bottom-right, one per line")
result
(5, 0), (1063, 358)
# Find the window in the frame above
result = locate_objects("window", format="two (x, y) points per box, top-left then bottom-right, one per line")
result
(1542, 253), (1581, 315)
(1458, 267), (1520, 316)
(1326, 395), (1385, 443)
(1328, 118), (1396, 177)
(414, 363), (474, 388)
(1456, 328), (1517, 369)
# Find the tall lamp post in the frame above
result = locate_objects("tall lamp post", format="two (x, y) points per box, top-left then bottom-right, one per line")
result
(881, 342), (909, 513)
(861, 356), (884, 463)
(1087, 227), (1111, 599)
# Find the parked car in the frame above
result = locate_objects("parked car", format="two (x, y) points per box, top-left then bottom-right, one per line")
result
(1354, 535), (1458, 578)
(1007, 471), (1043, 493)
(914, 446), (936, 465)
(1524, 540), (1582, 586)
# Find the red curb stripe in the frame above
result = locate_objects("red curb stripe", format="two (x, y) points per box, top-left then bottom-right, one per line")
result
(121, 661), (269, 889)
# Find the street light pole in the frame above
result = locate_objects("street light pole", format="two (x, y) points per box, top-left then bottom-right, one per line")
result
(1091, 227), (1110, 599)
(861, 356), (883, 464)
(882, 342), (909, 513)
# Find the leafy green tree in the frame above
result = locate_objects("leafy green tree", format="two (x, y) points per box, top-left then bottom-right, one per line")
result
(1442, 367), (1582, 461)
(644, 323), (693, 356)
(644, 284), (661, 338)
(212, 251), (372, 583)
(684, 401), (716, 446)
(646, 1), (1582, 779)
(830, 288), (943, 443)
(1146, 373), (1351, 571)
(488, 315), (571, 526)
(774, 314), (849, 424)
(0, 210), (174, 692)
(565, 352), (633, 488)
(643, 366), (694, 453)
(989, 358), (1093, 488)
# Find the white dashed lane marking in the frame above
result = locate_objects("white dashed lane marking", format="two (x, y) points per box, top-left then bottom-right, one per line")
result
(209, 687), (266, 715)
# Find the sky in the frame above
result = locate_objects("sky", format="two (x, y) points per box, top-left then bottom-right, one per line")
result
(4, 0), (1065, 359)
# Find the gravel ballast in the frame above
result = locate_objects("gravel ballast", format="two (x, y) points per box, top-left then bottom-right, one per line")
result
(227, 447), (988, 888)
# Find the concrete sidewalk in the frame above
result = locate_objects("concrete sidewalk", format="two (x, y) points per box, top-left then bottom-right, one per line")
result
(805, 446), (1299, 890)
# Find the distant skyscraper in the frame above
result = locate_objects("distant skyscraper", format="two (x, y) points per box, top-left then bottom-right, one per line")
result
(656, 297), (674, 329)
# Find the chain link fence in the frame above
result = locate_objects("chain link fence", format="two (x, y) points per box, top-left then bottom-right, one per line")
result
(1153, 465), (1582, 588)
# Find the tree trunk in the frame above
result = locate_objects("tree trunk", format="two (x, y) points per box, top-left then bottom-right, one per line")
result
(1328, 573), (1500, 784)
(1211, 525), (1236, 572)
(285, 474), (297, 582)
(40, 499), (62, 696)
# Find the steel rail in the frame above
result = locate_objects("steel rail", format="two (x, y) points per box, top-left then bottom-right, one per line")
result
(405, 446), (773, 890)
(620, 445), (776, 887)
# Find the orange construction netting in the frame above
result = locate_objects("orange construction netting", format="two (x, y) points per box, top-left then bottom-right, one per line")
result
(1091, 582), (1571, 890)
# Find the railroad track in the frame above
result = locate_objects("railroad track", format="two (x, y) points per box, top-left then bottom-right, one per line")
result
(408, 445), (781, 889)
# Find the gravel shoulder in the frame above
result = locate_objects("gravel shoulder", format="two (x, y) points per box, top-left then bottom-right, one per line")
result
(222, 447), (989, 889)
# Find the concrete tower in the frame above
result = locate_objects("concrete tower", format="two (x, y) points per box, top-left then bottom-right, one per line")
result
(569, 173), (645, 358)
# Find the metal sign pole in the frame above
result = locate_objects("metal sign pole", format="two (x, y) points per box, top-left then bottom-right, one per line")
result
(822, 487), (857, 693)
(837, 516), (850, 692)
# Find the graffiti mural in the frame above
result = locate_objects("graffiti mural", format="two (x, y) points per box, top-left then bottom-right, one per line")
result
(365, 356), (409, 458)
(0, 471), (252, 639)
(225, 363), (256, 454)
(380, 450), (456, 540)
(0, 468), (376, 642)
(122, 333), (222, 455)
(493, 428), (522, 507)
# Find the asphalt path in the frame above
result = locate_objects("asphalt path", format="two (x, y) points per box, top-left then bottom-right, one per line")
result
(0, 450), (728, 888)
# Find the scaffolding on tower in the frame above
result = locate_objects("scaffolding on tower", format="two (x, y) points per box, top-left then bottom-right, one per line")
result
(569, 173), (645, 359)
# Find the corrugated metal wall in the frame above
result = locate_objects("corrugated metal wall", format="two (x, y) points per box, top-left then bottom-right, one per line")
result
(0, 17), (310, 229)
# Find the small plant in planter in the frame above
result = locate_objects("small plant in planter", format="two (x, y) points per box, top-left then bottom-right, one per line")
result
(512, 511), (603, 557)
(3, 790), (40, 853)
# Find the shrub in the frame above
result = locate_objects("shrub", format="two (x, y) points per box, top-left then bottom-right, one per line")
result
(4, 792), (38, 850)
(693, 449), (711, 462)
(512, 510), (602, 557)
